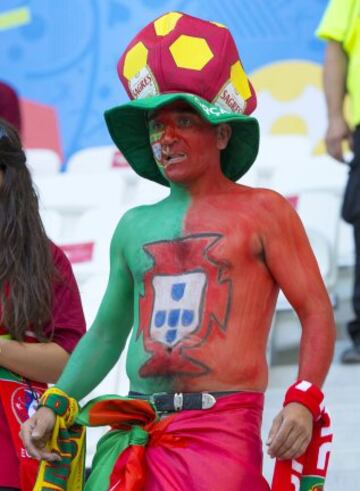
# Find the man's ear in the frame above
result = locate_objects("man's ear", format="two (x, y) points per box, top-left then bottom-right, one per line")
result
(216, 124), (232, 150)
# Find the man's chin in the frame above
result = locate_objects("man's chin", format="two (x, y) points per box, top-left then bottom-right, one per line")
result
(156, 162), (193, 185)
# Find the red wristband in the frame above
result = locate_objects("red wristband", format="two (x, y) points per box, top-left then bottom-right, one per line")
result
(283, 380), (324, 421)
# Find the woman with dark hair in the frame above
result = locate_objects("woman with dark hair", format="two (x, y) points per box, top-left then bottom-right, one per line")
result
(0, 118), (86, 491)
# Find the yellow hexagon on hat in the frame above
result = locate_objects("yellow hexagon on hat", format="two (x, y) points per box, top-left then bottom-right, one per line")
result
(169, 35), (214, 70)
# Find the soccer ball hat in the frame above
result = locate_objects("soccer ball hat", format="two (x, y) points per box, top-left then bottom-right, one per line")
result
(104, 12), (260, 186)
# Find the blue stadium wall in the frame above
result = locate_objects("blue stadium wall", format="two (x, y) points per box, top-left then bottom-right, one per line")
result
(0, 0), (329, 164)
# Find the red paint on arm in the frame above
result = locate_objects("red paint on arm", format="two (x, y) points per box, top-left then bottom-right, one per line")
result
(261, 190), (335, 387)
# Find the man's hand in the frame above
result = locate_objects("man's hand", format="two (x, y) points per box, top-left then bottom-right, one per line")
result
(20, 406), (60, 462)
(325, 116), (353, 162)
(266, 402), (313, 460)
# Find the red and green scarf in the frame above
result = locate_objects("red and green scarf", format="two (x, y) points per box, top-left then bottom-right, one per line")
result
(272, 381), (333, 491)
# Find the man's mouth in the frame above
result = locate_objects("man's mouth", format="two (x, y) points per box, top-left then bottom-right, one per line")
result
(162, 152), (187, 167)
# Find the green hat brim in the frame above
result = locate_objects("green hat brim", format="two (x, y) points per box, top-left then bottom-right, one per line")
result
(104, 93), (259, 186)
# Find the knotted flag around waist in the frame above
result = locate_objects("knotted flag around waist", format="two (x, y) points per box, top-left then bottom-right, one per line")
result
(33, 381), (333, 491)
(34, 388), (183, 491)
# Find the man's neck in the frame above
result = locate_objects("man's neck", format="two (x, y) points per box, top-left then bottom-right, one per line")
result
(169, 170), (232, 200)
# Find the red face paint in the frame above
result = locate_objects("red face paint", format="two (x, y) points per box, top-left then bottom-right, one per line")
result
(149, 102), (221, 185)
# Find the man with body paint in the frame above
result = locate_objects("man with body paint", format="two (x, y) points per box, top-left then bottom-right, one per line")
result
(21, 13), (335, 491)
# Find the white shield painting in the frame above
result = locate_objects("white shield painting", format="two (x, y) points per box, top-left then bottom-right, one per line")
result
(150, 272), (207, 347)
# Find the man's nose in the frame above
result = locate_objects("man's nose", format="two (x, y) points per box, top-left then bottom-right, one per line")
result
(160, 124), (178, 144)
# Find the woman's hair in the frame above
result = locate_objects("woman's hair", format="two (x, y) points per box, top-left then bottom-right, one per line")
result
(0, 118), (54, 341)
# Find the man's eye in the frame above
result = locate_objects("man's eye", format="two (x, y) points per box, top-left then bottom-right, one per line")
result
(178, 117), (192, 128)
(149, 121), (164, 132)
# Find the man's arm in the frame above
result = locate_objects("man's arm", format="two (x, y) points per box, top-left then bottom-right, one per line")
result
(54, 219), (134, 401)
(260, 191), (336, 460)
(263, 192), (335, 385)
(323, 40), (352, 161)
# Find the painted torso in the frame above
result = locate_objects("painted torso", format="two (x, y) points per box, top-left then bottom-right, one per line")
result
(123, 183), (279, 394)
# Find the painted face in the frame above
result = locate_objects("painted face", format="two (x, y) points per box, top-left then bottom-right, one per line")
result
(148, 102), (221, 184)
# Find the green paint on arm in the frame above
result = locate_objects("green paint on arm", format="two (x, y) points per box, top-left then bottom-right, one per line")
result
(56, 214), (134, 401)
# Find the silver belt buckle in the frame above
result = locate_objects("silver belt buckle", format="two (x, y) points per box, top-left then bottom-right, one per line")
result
(202, 392), (216, 409)
(173, 393), (183, 411)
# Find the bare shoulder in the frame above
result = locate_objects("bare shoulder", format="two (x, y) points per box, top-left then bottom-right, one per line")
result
(114, 204), (155, 232)
(235, 184), (291, 213)
(109, 205), (146, 246)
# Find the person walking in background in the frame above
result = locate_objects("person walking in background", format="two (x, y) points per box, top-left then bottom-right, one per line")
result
(0, 118), (86, 491)
(317, 0), (360, 363)
(0, 81), (22, 134)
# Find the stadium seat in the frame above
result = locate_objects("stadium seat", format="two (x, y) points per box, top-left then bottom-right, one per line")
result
(126, 177), (170, 208)
(254, 135), (348, 195)
(25, 149), (61, 176)
(34, 172), (127, 241)
(66, 145), (140, 188)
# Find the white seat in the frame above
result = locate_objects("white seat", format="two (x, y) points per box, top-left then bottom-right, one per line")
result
(25, 149), (61, 176)
(253, 135), (348, 195)
(34, 172), (127, 241)
(66, 146), (140, 188)
(126, 178), (170, 208)
(297, 188), (342, 290)
(254, 135), (311, 190)
(67, 146), (119, 173)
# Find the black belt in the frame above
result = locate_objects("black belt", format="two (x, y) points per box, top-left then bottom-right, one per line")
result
(128, 390), (240, 413)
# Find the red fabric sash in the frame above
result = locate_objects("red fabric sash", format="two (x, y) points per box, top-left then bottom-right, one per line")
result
(105, 385), (332, 491)
(98, 392), (268, 491)
(108, 417), (185, 491)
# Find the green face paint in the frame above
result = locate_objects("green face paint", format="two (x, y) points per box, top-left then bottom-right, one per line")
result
(149, 123), (164, 167)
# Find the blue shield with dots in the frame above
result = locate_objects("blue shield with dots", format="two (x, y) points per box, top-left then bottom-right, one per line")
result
(150, 272), (207, 347)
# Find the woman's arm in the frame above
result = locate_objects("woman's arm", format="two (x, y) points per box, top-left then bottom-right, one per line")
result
(0, 340), (68, 383)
